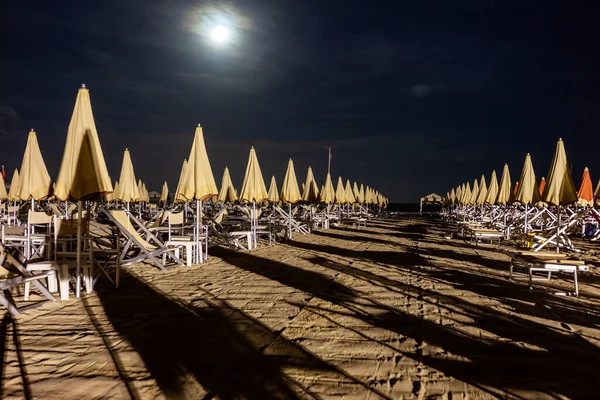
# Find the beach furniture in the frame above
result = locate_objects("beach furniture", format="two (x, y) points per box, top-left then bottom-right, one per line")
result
(0, 243), (56, 314)
(509, 251), (591, 296)
(101, 209), (182, 270)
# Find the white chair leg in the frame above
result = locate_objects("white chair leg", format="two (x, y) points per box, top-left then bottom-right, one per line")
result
(47, 271), (58, 293)
(59, 264), (69, 301)
(24, 281), (31, 301)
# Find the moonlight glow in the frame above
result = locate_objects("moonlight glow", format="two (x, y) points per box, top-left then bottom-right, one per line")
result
(210, 25), (230, 44)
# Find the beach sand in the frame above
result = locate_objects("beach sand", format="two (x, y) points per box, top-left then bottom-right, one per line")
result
(2, 217), (600, 399)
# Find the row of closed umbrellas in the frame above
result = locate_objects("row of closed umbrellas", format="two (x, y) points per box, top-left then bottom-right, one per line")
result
(2, 85), (388, 207)
(446, 138), (596, 207)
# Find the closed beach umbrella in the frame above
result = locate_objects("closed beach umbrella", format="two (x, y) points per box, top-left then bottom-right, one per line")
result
(239, 147), (268, 202)
(358, 184), (365, 204)
(320, 173), (335, 204)
(455, 185), (462, 204)
(267, 175), (279, 203)
(280, 159), (301, 204)
(181, 124), (218, 201)
(159, 181), (169, 204)
(142, 183), (149, 202)
(577, 168), (593, 207)
(496, 164), (512, 205)
(542, 138), (577, 206)
(137, 180), (144, 202)
(449, 188), (456, 204)
(469, 179), (479, 205)
(475, 174), (488, 205)
(538, 177), (546, 197)
(353, 182), (360, 201)
(461, 182), (472, 205)
(174, 159), (187, 203)
(345, 180), (355, 204)
(0, 174), (8, 201)
(7, 169), (21, 201)
(335, 176), (346, 204)
(54, 84), (112, 201)
(117, 149), (140, 203)
(515, 153), (540, 205)
(17, 129), (52, 201)
(484, 171), (498, 205)
(302, 167), (320, 202)
(218, 167), (238, 203)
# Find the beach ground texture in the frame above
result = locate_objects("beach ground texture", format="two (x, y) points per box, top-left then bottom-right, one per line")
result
(2, 217), (600, 399)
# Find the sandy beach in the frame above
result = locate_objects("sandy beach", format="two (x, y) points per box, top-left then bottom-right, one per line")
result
(2, 217), (600, 399)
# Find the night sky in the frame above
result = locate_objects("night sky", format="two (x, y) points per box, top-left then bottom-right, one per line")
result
(1, 1), (599, 202)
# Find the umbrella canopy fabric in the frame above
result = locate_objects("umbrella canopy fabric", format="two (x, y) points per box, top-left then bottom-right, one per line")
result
(280, 159), (302, 204)
(353, 182), (360, 201)
(302, 167), (320, 202)
(239, 147), (268, 202)
(142, 183), (149, 202)
(267, 176), (279, 202)
(218, 167), (238, 203)
(0, 174), (8, 201)
(515, 154), (540, 205)
(181, 124), (218, 201)
(137, 180), (144, 202)
(496, 164), (512, 205)
(117, 149), (140, 203)
(345, 179), (355, 204)
(17, 129), (52, 200)
(577, 167), (594, 207)
(335, 176), (346, 204)
(475, 175), (488, 205)
(54, 85), (112, 201)
(320, 173), (335, 204)
(7, 169), (20, 202)
(105, 181), (118, 202)
(174, 160), (188, 203)
(455, 185), (462, 204)
(160, 181), (169, 204)
(538, 177), (546, 197)
(542, 138), (577, 206)
(449, 188), (457, 204)
(484, 170), (498, 205)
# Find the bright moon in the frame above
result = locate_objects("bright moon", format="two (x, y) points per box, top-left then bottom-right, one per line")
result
(210, 25), (229, 44)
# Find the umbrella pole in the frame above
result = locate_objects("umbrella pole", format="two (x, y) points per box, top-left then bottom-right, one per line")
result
(253, 200), (257, 249)
(557, 205), (561, 253)
(76, 200), (82, 298)
(289, 203), (292, 239)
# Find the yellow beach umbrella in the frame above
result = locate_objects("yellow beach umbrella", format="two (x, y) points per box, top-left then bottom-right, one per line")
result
(280, 159), (302, 204)
(541, 138), (577, 206)
(105, 181), (118, 202)
(320, 173), (335, 204)
(267, 175), (279, 203)
(302, 167), (320, 202)
(358, 184), (365, 204)
(239, 147), (268, 202)
(353, 182), (360, 201)
(345, 180), (355, 204)
(142, 183), (149, 202)
(137, 180), (144, 202)
(218, 167), (238, 203)
(160, 181), (169, 204)
(515, 154), (540, 205)
(449, 188), (456, 204)
(461, 182), (472, 205)
(0, 174), (8, 201)
(181, 124), (218, 201)
(496, 164), (512, 205)
(469, 179), (479, 205)
(475, 174), (488, 205)
(54, 84), (112, 201)
(455, 185), (462, 204)
(484, 170), (499, 205)
(117, 149), (140, 203)
(17, 129), (52, 200)
(335, 176), (346, 204)
(7, 169), (21, 202)
(174, 159), (188, 203)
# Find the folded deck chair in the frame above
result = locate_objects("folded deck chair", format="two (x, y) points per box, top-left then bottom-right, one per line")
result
(101, 209), (182, 270)
(0, 243), (55, 315)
